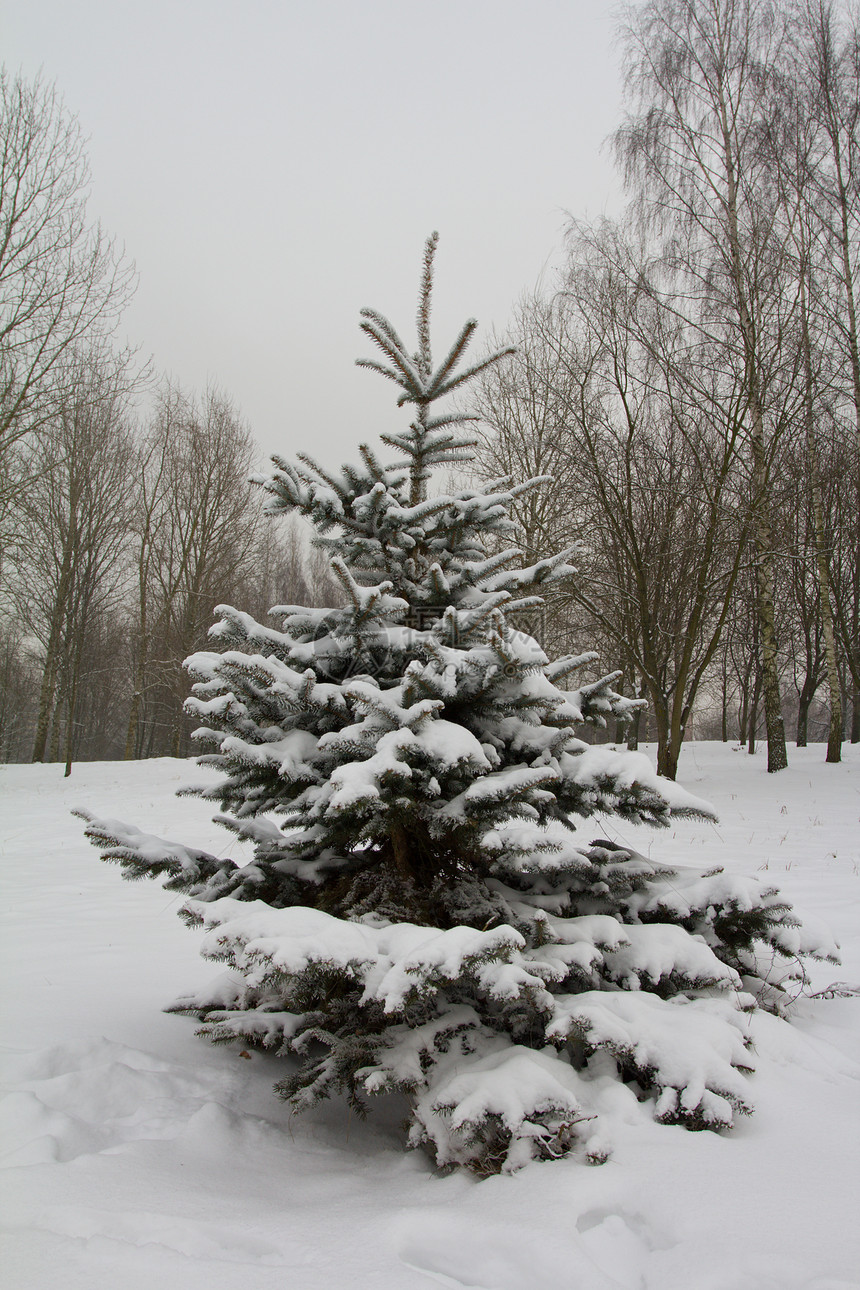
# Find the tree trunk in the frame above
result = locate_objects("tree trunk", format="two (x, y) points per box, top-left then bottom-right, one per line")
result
(30, 512), (77, 761)
(737, 678), (749, 746)
(124, 642), (150, 760)
(125, 687), (142, 760)
(657, 739), (680, 781)
(63, 686), (77, 777)
(390, 823), (414, 884)
(63, 623), (87, 777)
(748, 672), (761, 757)
(800, 274), (842, 762)
(828, 124), (860, 449)
(32, 655), (58, 763)
(49, 689), (63, 762)
(626, 677), (645, 751)
(614, 668), (630, 745)
(658, 694), (688, 781)
(717, 74), (787, 772)
(750, 455), (787, 771)
(796, 688), (810, 748)
(651, 695), (673, 778)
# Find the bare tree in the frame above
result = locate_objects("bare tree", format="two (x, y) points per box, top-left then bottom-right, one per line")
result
(797, 272), (844, 759)
(124, 385), (188, 759)
(12, 345), (136, 771)
(614, 0), (797, 771)
(825, 416), (860, 738)
(0, 621), (39, 760)
(473, 222), (749, 778)
(0, 71), (134, 540)
(795, 0), (860, 443)
(124, 384), (262, 758)
(794, 0), (860, 745)
(765, 73), (846, 760)
(471, 295), (589, 663)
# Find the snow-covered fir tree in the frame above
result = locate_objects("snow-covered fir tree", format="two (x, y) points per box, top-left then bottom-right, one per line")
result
(78, 235), (838, 1174)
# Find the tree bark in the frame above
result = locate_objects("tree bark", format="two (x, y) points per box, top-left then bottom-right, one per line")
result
(796, 683), (811, 748)
(32, 653), (58, 763)
(49, 689), (63, 762)
(390, 824), (414, 884)
(748, 671), (761, 757)
(800, 279), (842, 761)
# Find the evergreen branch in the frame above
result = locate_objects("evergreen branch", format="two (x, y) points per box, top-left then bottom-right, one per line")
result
(503, 595), (545, 614)
(358, 317), (423, 393)
(294, 453), (351, 501)
(424, 410), (480, 430)
(358, 307), (411, 359)
(72, 809), (236, 892)
(545, 652), (599, 682)
(468, 549), (523, 580)
(416, 231), (439, 375)
(329, 557), (365, 611)
(428, 347), (517, 399)
(358, 442), (388, 482)
(354, 357), (412, 390)
(426, 318), (479, 392)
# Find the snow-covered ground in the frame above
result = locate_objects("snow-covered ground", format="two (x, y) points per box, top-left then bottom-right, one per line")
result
(1, 742), (858, 1290)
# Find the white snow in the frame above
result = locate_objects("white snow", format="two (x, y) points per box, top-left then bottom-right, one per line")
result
(2, 742), (859, 1290)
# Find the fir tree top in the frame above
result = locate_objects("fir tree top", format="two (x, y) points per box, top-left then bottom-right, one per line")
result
(254, 233), (572, 616)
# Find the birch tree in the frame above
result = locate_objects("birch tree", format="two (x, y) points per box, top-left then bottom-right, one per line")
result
(614, 0), (795, 771)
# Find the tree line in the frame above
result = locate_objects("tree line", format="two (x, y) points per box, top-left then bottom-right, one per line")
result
(0, 71), (337, 770)
(3, 0), (858, 777)
(0, 357), (339, 768)
(470, 0), (859, 776)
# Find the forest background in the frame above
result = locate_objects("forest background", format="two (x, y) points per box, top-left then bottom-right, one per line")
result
(1, 0), (858, 780)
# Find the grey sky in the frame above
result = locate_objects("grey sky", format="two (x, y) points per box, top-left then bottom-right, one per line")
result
(5, 0), (625, 471)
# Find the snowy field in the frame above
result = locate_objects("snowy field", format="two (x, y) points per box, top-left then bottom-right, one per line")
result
(1, 742), (858, 1290)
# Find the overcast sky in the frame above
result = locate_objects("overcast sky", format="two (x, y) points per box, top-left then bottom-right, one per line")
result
(5, 0), (626, 471)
